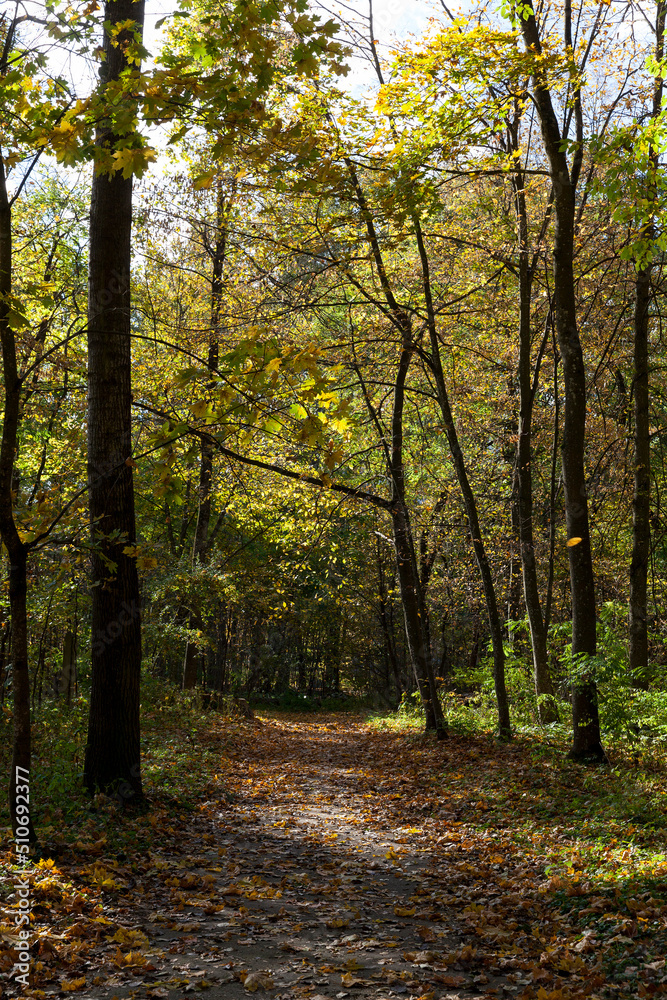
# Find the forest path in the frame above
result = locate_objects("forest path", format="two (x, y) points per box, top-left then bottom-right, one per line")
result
(28, 713), (657, 1000)
(103, 713), (530, 1000)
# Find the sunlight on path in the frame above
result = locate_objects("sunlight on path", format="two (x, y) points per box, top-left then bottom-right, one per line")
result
(64, 713), (646, 1000)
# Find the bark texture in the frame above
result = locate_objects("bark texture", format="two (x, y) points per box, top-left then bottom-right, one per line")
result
(519, 2), (605, 761)
(513, 154), (558, 724)
(0, 67), (35, 839)
(84, 0), (145, 798)
(390, 347), (446, 737)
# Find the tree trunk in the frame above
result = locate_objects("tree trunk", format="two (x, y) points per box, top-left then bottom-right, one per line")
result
(182, 346), (216, 690)
(345, 154), (445, 735)
(544, 337), (560, 633)
(513, 154), (558, 724)
(84, 0), (145, 799)
(412, 217), (511, 739)
(392, 504), (444, 735)
(431, 382), (512, 741)
(376, 536), (402, 698)
(389, 344), (446, 737)
(363, 27), (508, 736)
(629, 0), (665, 690)
(0, 142), (35, 841)
(183, 179), (228, 688)
(58, 630), (75, 703)
(8, 548), (32, 838)
(519, 1), (605, 761)
(630, 265), (652, 689)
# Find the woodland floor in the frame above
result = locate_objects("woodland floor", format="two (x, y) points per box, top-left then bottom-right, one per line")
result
(2, 712), (667, 1000)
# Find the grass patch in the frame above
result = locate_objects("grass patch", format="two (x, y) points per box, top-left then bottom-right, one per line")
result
(0, 677), (243, 855)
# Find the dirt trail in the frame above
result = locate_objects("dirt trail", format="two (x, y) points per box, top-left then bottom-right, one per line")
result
(39, 714), (625, 1000)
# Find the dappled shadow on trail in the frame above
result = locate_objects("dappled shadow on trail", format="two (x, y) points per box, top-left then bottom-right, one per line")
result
(17, 713), (667, 1000)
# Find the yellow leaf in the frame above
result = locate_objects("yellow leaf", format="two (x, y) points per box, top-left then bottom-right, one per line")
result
(112, 145), (156, 179)
(566, 537), (582, 547)
(193, 171), (214, 189)
(125, 950), (150, 966)
(111, 927), (149, 948)
(341, 973), (366, 987)
(344, 958), (363, 971)
(137, 556), (158, 571)
(536, 988), (564, 1000)
(190, 399), (211, 419)
(394, 906), (416, 917)
(61, 978), (86, 991)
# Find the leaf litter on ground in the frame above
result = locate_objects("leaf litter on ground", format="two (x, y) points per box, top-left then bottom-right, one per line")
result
(1, 710), (666, 1000)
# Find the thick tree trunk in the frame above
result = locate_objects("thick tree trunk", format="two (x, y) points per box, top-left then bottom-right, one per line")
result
(555, 186), (603, 760)
(629, 1), (664, 690)
(84, 0), (145, 799)
(0, 154), (35, 841)
(519, 2), (605, 761)
(0, 143), (36, 843)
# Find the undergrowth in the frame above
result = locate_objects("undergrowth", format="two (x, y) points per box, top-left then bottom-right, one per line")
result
(0, 677), (238, 854)
(2, 665), (666, 897)
(367, 687), (667, 930)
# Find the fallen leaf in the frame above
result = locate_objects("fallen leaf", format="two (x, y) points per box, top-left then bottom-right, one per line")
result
(435, 972), (467, 987)
(243, 971), (275, 992)
(340, 974), (366, 987)
(61, 978), (86, 992)
(110, 927), (149, 949)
